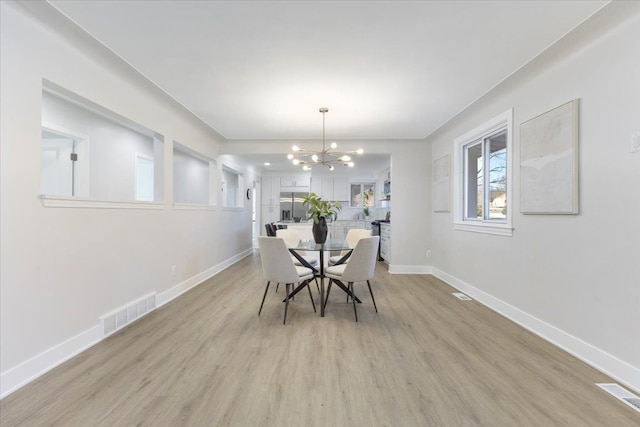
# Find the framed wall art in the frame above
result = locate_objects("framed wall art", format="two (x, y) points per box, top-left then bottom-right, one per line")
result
(432, 154), (450, 212)
(519, 99), (579, 214)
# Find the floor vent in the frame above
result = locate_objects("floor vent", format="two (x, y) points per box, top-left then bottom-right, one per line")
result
(452, 292), (472, 301)
(100, 293), (156, 337)
(596, 383), (640, 413)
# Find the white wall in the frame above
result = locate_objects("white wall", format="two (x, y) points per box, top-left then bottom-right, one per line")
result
(0, 1), (253, 396)
(427, 4), (640, 389)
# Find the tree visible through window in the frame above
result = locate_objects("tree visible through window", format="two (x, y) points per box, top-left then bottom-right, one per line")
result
(464, 129), (507, 220)
(350, 183), (375, 208)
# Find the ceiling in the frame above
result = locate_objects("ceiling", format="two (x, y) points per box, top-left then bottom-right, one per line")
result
(48, 1), (606, 157)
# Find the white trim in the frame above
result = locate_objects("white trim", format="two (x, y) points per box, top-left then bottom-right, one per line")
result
(157, 248), (253, 307)
(453, 109), (513, 236)
(41, 122), (90, 145)
(0, 249), (253, 399)
(388, 264), (434, 274)
(596, 383), (640, 413)
(42, 81), (155, 138)
(0, 325), (102, 399)
(40, 194), (164, 209)
(221, 207), (245, 212)
(173, 202), (216, 211)
(431, 267), (640, 394)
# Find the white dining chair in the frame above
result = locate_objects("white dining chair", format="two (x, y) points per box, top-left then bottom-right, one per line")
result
(328, 228), (372, 265)
(276, 229), (318, 266)
(324, 236), (379, 322)
(276, 228), (320, 292)
(258, 236), (316, 324)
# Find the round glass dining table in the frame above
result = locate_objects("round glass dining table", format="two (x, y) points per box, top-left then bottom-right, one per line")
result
(286, 239), (361, 317)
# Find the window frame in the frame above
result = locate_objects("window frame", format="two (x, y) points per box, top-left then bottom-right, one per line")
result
(40, 80), (165, 209)
(221, 164), (244, 210)
(349, 182), (376, 208)
(172, 141), (217, 208)
(453, 109), (513, 236)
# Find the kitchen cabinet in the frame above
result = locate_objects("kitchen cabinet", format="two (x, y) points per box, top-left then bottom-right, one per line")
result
(377, 168), (390, 201)
(261, 176), (282, 235)
(310, 177), (333, 200)
(329, 219), (370, 240)
(310, 176), (348, 201)
(330, 220), (352, 240)
(261, 204), (280, 232)
(280, 176), (310, 188)
(332, 177), (349, 201)
(380, 223), (391, 263)
(261, 176), (281, 206)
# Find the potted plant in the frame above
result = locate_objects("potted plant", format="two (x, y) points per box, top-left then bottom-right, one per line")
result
(363, 207), (370, 219)
(301, 192), (341, 243)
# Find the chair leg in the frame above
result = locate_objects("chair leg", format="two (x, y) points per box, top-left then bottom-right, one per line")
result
(259, 281), (271, 316)
(323, 279), (333, 312)
(349, 282), (358, 322)
(275, 283), (279, 293)
(284, 283), (290, 325)
(314, 277), (320, 293)
(367, 280), (378, 313)
(306, 280), (316, 313)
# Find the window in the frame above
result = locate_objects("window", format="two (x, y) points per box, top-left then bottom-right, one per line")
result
(350, 183), (375, 208)
(221, 166), (244, 208)
(40, 80), (164, 207)
(454, 109), (512, 236)
(173, 142), (214, 206)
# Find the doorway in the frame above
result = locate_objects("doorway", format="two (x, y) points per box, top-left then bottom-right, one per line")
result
(41, 125), (90, 197)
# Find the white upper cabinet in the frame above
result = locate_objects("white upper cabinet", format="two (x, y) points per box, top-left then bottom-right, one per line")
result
(280, 176), (310, 187)
(310, 176), (324, 198)
(332, 177), (349, 201)
(310, 176), (348, 201)
(261, 176), (281, 205)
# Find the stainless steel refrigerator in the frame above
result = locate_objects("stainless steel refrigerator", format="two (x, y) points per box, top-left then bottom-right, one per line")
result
(280, 192), (308, 222)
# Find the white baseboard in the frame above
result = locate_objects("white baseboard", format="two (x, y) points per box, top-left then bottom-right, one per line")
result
(0, 248), (253, 400)
(388, 264), (433, 274)
(157, 248), (253, 307)
(0, 325), (102, 399)
(431, 267), (640, 394)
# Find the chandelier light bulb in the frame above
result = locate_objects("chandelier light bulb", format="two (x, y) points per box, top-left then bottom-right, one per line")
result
(287, 107), (359, 170)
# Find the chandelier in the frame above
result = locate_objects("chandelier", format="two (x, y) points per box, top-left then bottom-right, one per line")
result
(288, 107), (363, 171)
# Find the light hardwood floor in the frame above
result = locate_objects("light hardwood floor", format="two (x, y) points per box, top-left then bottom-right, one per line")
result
(1, 254), (638, 426)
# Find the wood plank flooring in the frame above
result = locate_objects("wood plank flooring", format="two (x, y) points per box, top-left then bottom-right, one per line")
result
(1, 254), (638, 426)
